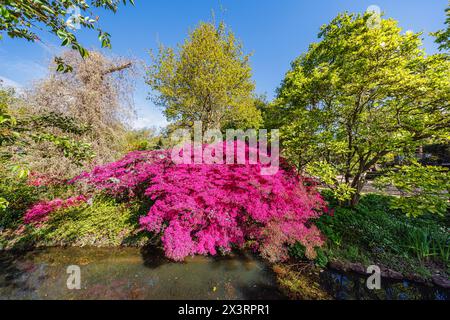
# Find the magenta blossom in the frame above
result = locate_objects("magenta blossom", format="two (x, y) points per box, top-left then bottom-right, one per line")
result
(24, 195), (88, 224)
(71, 142), (326, 262)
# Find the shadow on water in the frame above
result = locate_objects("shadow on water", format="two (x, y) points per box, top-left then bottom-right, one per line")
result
(139, 245), (287, 299)
(140, 245), (171, 269)
(0, 252), (24, 287)
(210, 251), (258, 271)
(208, 252), (288, 299)
(319, 269), (449, 300)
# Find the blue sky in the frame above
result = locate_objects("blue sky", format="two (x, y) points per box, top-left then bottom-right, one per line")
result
(0, 0), (448, 129)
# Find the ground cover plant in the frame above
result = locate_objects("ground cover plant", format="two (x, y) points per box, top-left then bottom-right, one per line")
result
(291, 192), (450, 278)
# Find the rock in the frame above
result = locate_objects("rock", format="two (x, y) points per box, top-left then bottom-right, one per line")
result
(348, 262), (366, 275)
(328, 260), (349, 272)
(432, 275), (450, 289)
(381, 269), (403, 280)
(405, 273), (427, 284)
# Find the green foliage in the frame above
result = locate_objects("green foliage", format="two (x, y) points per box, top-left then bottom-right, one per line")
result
(314, 248), (329, 268)
(306, 161), (338, 186)
(146, 21), (262, 131)
(0, 173), (40, 229)
(31, 133), (94, 165)
(0, 0), (134, 71)
(432, 2), (450, 51)
(0, 85), (94, 164)
(272, 12), (450, 205)
(123, 128), (161, 152)
(375, 163), (450, 217)
(406, 228), (434, 261)
(0, 163), (77, 230)
(289, 242), (307, 260)
(9, 164), (30, 180)
(1, 84), (95, 228)
(290, 243), (329, 268)
(306, 161), (355, 202)
(33, 112), (91, 135)
(31, 197), (142, 247)
(0, 197), (8, 211)
(0, 85), (18, 146)
(11, 197), (144, 248)
(313, 193), (449, 275)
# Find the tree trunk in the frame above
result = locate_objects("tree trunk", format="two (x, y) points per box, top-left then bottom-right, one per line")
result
(350, 191), (361, 207)
(349, 173), (366, 207)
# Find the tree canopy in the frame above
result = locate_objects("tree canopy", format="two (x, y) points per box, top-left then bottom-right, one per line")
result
(146, 22), (262, 132)
(0, 0), (134, 71)
(269, 12), (450, 206)
(433, 2), (450, 51)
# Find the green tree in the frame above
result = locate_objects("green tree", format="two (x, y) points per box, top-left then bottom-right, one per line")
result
(146, 22), (262, 132)
(271, 12), (450, 206)
(432, 2), (450, 51)
(0, 0), (134, 71)
(124, 128), (161, 152)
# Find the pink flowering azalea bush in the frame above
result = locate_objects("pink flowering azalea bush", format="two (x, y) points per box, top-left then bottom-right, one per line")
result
(24, 195), (88, 224)
(67, 142), (326, 262)
(24, 142), (325, 261)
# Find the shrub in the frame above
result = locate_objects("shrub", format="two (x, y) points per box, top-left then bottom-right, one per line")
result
(313, 193), (449, 274)
(0, 176), (40, 229)
(290, 243), (329, 268)
(24, 195), (88, 224)
(70, 143), (326, 261)
(39, 197), (139, 246)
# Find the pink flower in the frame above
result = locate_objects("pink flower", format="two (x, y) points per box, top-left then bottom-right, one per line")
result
(64, 142), (326, 261)
(24, 195), (88, 224)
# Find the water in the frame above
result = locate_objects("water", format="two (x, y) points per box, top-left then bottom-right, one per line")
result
(0, 247), (285, 300)
(0, 247), (448, 300)
(320, 270), (449, 300)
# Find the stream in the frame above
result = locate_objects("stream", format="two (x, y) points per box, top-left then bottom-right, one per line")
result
(0, 247), (448, 300)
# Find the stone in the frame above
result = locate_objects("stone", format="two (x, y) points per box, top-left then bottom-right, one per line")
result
(328, 260), (349, 272)
(381, 269), (403, 280)
(405, 273), (427, 284)
(348, 262), (366, 275)
(432, 275), (450, 289)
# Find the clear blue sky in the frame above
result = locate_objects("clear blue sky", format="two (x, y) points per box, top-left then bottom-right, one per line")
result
(0, 0), (447, 129)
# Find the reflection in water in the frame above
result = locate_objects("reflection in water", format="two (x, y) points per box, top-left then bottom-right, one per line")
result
(0, 247), (285, 300)
(0, 247), (448, 300)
